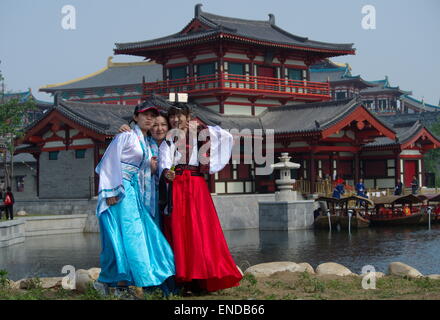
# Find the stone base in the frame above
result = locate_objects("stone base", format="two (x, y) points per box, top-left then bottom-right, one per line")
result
(24, 214), (88, 237)
(0, 220), (26, 248)
(258, 200), (315, 230)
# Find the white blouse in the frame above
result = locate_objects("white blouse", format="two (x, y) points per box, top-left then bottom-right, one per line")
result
(95, 131), (147, 217)
(158, 125), (234, 176)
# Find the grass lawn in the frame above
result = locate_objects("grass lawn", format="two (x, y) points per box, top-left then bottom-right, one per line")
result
(1, 270), (440, 300)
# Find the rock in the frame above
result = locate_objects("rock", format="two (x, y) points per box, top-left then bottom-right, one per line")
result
(388, 262), (423, 278)
(297, 263), (315, 274)
(88, 268), (101, 281)
(244, 262), (303, 277)
(315, 262), (353, 277)
(16, 277), (62, 290)
(75, 269), (93, 292)
(426, 274), (440, 280)
(16, 210), (27, 216)
(6, 279), (18, 289)
(360, 272), (385, 279)
(39, 277), (63, 289)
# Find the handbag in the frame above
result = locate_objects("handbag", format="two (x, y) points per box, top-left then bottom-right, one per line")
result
(4, 194), (12, 206)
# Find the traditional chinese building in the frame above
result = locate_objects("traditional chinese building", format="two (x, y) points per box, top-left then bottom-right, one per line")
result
(114, 4), (355, 115)
(40, 57), (162, 105)
(310, 59), (440, 114)
(16, 95), (440, 200)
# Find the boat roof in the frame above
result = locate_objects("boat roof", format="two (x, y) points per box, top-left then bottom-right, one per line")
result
(315, 195), (374, 206)
(417, 193), (440, 202)
(371, 194), (422, 205)
(338, 195), (375, 206)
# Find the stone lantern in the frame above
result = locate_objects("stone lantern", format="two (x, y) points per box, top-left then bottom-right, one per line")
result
(271, 153), (300, 201)
(258, 152), (315, 231)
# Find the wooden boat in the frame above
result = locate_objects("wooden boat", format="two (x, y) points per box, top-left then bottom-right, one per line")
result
(368, 213), (423, 226)
(337, 196), (373, 230)
(418, 213), (436, 225)
(368, 194), (424, 227)
(417, 193), (440, 224)
(314, 196), (340, 229)
(313, 214), (340, 230)
(339, 212), (370, 229)
(314, 195), (373, 230)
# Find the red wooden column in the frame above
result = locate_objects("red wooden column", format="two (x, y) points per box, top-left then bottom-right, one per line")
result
(354, 151), (360, 183)
(33, 152), (41, 197)
(330, 152), (335, 181)
(310, 151), (316, 193)
(395, 151), (401, 185)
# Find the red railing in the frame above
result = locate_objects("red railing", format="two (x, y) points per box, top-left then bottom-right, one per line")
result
(143, 73), (330, 100)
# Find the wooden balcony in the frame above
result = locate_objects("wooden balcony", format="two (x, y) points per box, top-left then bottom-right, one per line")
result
(142, 73), (331, 102)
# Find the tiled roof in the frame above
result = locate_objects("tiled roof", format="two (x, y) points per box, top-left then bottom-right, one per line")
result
(115, 5), (354, 54)
(401, 95), (440, 112)
(310, 63), (373, 89)
(40, 59), (162, 92)
(365, 116), (440, 148)
(194, 97), (394, 135)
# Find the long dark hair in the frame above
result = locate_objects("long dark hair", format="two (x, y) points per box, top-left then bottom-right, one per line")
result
(156, 110), (171, 129)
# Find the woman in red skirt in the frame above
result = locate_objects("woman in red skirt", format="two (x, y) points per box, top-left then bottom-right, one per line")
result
(159, 105), (242, 293)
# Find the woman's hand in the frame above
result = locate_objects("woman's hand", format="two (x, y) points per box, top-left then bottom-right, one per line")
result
(150, 156), (158, 174)
(106, 196), (118, 206)
(118, 124), (131, 133)
(188, 120), (198, 132)
(164, 169), (176, 182)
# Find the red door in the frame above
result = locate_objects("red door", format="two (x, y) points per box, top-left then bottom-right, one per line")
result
(258, 66), (275, 78)
(404, 160), (417, 187)
(258, 66), (275, 91)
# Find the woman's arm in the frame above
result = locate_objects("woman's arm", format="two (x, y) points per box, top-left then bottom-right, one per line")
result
(207, 126), (234, 174)
(96, 133), (130, 212)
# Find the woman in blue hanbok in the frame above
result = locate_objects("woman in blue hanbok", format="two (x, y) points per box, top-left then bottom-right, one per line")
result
(94, 104), (175, 296)
(147, 110), (170, 230)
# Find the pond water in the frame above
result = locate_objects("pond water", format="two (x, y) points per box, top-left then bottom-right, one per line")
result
(1, 224), (440, 281)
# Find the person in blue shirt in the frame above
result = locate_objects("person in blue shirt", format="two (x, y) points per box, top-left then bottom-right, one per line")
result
(394, 178), (403, 196)
(332, 181), (345, 199)
(355, 178), (368, 206)
(411, 176), (419, 195)
(355, 178), (367, 198)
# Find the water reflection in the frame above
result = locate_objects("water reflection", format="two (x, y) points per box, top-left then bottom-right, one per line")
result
(1, 225), (439, 281)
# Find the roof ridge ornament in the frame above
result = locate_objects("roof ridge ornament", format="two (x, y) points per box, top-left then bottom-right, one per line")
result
(195, 3), (203, 18)
(268, 13), (275, 25)
(107, 56), (114, 67)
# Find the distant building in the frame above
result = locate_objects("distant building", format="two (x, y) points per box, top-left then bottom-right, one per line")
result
(310, 59), (440, 114)
(0, 89), (51, 124)
(0, 153), (38, 201)
(16, 95), (440, 200)
(40, 57), (161, 105)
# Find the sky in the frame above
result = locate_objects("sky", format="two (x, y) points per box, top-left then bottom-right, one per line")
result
(0, 0), (439, 105)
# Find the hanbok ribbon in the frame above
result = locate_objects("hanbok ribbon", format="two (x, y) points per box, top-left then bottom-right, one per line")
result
(180, 170), (193, 218)
(148, 136), (159, 219)
(133, 125), (152, 211)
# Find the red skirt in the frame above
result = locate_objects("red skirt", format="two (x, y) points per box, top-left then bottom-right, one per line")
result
(163, 170), (243, 292)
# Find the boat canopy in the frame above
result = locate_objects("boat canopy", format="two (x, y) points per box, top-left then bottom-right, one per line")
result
(371, 194), (422, 205)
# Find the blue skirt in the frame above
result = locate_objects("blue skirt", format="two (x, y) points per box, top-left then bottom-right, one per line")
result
(97, 177), (175, 287)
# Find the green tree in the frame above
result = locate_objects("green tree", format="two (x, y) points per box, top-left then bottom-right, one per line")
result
(424, 117), (440, 187)
(0, 69), (36, 189)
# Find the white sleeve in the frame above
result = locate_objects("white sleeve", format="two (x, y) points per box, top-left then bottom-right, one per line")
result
(95, 132), (130, 217)
(208, 125), (234, 174)
(159, 140), (172, 178)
